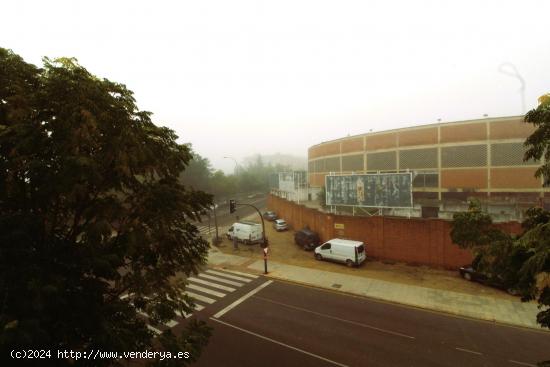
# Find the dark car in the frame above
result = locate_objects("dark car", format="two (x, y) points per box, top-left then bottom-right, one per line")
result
(262, 211), (277, 221)
(459, 264), (519, 295)
(294, 228), (320, 251)
(459, 265), (487, 282)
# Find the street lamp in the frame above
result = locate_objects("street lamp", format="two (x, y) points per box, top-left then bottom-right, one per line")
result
(498, 62), (526, 114)
(223, 156), (238, 175)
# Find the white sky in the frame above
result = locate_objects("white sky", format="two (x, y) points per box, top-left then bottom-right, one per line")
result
(2, 0), (550, 172)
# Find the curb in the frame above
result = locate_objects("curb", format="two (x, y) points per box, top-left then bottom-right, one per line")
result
(257, 271), (547, 333)
(208, 252), (547, 333)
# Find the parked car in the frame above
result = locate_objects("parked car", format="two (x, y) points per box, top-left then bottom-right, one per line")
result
(294, 228), (320, 251)
(273, 219), (288, 231)
(262, 211), (277, 221)
(459, 265), (486, 282)
(226, 221), (264, 245)
(314, 238), (366, 267)
(459, 264), (519, 295)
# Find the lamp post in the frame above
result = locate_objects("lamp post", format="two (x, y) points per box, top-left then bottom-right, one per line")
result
(498, 62), (526, 114)
(223, 156), (238, 175)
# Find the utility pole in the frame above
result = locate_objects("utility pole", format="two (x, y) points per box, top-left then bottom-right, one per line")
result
(212, 203), (219, 244)
(498, 62), (526, 114)
(229, 201), (267, 246)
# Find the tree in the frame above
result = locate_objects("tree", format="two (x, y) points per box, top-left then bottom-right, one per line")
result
(450, 94), (550, 342)
(450, 200), (519, 286)
(0, 48), (211, 366)
(521, 95), (550, 333)
(450, 200), (497, 250)
(524, 93), (550, 181)
(178, 147), (213, 192)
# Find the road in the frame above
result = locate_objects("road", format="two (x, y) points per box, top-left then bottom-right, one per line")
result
(193, 195), (268, 238)
(177, 275), (550, 367)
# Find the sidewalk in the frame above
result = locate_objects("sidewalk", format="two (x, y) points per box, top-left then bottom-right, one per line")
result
(207, 247), (545, 331)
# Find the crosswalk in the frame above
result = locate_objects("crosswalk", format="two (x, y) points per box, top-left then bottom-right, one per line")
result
(195, 223), (231, 240)
(124, 268), (259, 335)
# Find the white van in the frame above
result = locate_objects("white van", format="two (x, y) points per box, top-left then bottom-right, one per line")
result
(226, 221), (264, 244)
(314, 238), (366, 267)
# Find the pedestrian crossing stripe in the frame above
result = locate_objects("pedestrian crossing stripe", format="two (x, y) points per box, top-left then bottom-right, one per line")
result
(147, 325), (162, 335)
(184, 291), (216, 304)
(198, 273), (246, 287)
(218, 268), (259, 279)
(188, 277), (236, 292)
(187, 284), (227, 298)
(121, 268), (261, 336)
(206, 269), (253, 283)
(165, 320), (179, 327)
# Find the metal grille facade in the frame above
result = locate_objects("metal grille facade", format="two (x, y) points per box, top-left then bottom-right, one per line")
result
(325, 157), (341, 172)
(491, 143), (536, 166)
(313, 159), (325, 173)
(441, 145), (487, 168)
(366, 151), (396, 171)
(342, 154), (364, 171)
(399, 148), (438, 169)
(307, 117), (547, 202)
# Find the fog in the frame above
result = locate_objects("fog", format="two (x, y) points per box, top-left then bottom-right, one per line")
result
(3, 0), (549, 172)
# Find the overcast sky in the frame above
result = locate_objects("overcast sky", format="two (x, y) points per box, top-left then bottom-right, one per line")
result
(2, 0), (549, 172)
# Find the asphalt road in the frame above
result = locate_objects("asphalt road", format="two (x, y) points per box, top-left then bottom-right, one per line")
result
(217, 195), (268, 226)
(193, 195), (268, 237)
(187, 276), (550, 367)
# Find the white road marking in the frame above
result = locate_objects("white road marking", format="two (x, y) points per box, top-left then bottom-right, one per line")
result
(189, 277), (236, 292)
(165, 320), (178, 328)
(185, 291), (216, 304)
(254, 296), (415, 340)
(455, 347), (483, 356)
(137, 310), (149, 317)
(187, 277), (235, 292)
(206, 269), (252, 283)
(147, 325), (162, 335)
(213, 280), (273, 318)
(175, 303), (205, 318)
(187, 284), (226, 298)
(199, 273), (245, 287)
(508, 360), (537, 367)
(210, 318), (349, 367)
(216, 268), (259, 279)
(175, 310), (191, 318)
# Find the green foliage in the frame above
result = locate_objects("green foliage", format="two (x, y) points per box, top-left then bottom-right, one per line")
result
(0, 48), (211, 365)
(517, 219), (550, 328)
(450, 200), (522, 287)
(450, 200), (550, 331)
(178, 151), (291, 202)
(520, 94), (550, 332)
(524, 93), (550, 180)
(522, 207), (550, 231)
(450, 200), (496, 249)
(179, 147), (214, 192)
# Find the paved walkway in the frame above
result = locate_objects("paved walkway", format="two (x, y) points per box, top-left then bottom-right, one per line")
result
(207, 248), (546, 331)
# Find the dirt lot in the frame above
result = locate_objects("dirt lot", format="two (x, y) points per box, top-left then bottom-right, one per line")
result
(214, 218), (517, 301)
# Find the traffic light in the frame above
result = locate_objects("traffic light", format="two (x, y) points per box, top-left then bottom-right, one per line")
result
(229, 199), (236, 214)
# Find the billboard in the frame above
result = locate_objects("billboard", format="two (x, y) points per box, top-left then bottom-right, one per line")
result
(325, 173), (413, 208)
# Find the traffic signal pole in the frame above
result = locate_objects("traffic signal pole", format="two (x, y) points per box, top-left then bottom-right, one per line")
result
(230, 200), (267, 246)
(213, 204), (219, 243)
(229, 200), (268, 273)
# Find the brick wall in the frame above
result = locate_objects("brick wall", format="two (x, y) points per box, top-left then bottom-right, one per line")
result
(268, 195), (524, 269)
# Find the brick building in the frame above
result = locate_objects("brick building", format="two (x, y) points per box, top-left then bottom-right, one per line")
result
(307, 116), (550, 221)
